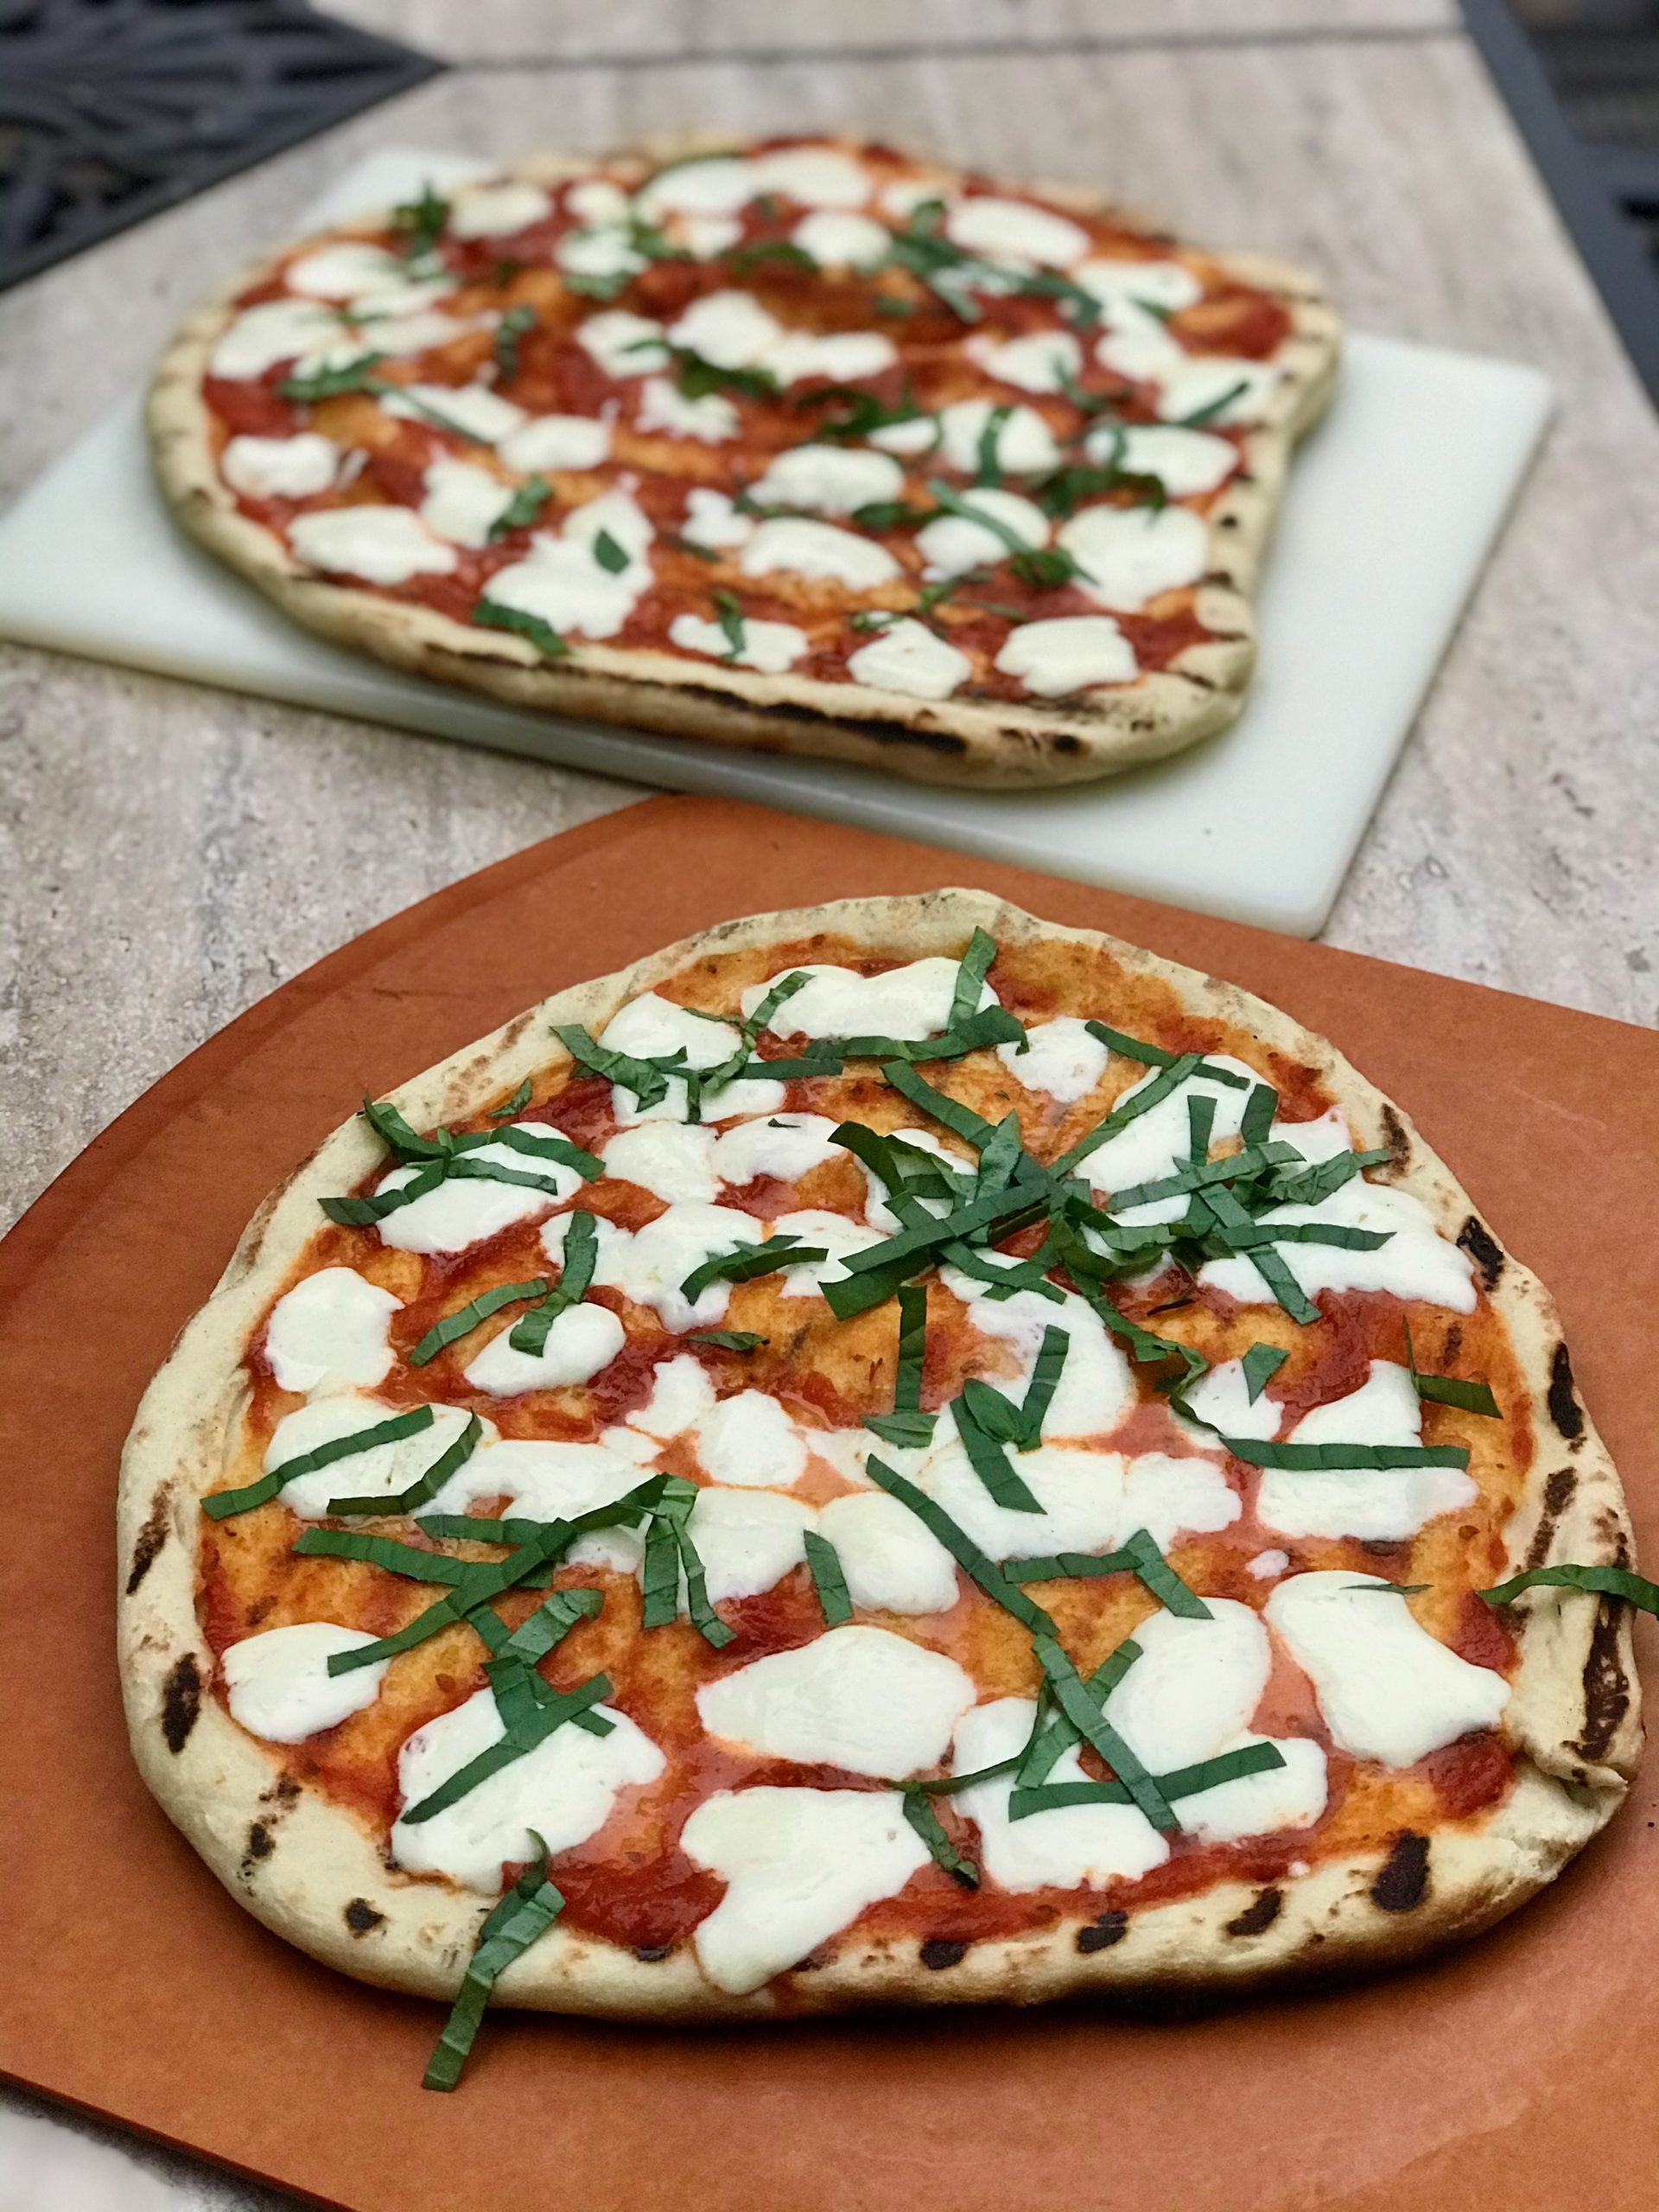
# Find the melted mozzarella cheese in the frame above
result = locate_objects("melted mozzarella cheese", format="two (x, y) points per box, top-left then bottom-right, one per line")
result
(595, 989), (783, 1127)
(749, 443), (903, 516)
(546, 1202), (760, 1332)
(461, 1300), (625, 1398)
(994, 614), (1136, 696)
(1199, 1176), (1478, 1313)
(373, 1136), (582, 1254)
(1176, 1356), (1282, 1445)
(1105, 1599), (1270, 1770)
(265, 1395), (481, 1519)
(222, 1624), (388, 1742)
(566, 178), (630, 226)
(669, 289), (782, 367)
(715, 1112), (843, 1185)
(419, 458), (513, 548)
(937, 398), (1058, 476)
(288, 506), (457, 585)
(917, 487), (1047, 579)
(626, 1353), (716, 1440)
(743, 957), (990, 1042)
(696, 1391), (809, 1489)
(1156, 356), (1279, 426)
(818, 1491), (960, 1615)
(209, 299), (342, 378)
(499, 412), (613, 473)
(264, 1266), (400, 1395)
(667, 611), (808, 673)
(391, 1689), (664, 1891)
(1058, 503), (1210, 612)
(1249, 1548), (1291, 1581)
(285, 241), (406, 300)
(945, 196), (1090, 269)
(485, 493), (652, 641)
(575, 309), (667, 378)
(423, 1435), (651, 1570)
(765, 330), (896, 385)
(382, 381), (526, 444)
(635, 157), (757, 220)
(680, 486), (754, 549)
(868, 415), (941, 458)
(680, 1787), (929, 1994)
(637, 375), (738, 444)
(739, 518), (900, 588)
(221, 432), (338, 500)
(321, 308), (461, 361)
(1259, 1360), (1478, 1541)
(689, 1485), (815, 1601)
(1120, 1452), (1241, 1549)
(602, 1121), (721, 1203)
(944, 1273), (1135, 1440)
(768, 1207), (875, 1297)
(557, 225), (645, 283)
(1266, 1573), (1511, 1767)
(847, 620), (972, 701)
(952, 1699), (1168, 1891)
(1074, 257), (1202, 317)
(995, 1015), (1109, 1103)
(1081, 1053), (1257, 1205)
(792, 209), (889, 267)
(967, 328), (1083, 395)
(755, 144), (874, 209)
(696, 1624), (975, 1775)
(917, 1435), (1127, 1562)
(680, 213), (744, 258)
(448, 181), (553, 239)
(1088, 421), (1238, 498)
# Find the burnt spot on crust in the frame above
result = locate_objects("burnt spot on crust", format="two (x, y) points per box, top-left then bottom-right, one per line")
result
(1457, 1215), (1505, 1291)
(125, 1485), (172, 1596)
(747, 698), (971, 758)
(1575, 1605), (1633, 1764)
(1548, 1344), (1585, 1441)
(1224, 1888), (1283, 1938)
(1525, 1468), (1578, 1569)
(161, 1653), (200, 1753)
(261, 1773), (302, 1809)
(245, 1821), (273, 1862)
(919, 1938), (968, 1972)
(345, 1899), (385, 1937)
(1370, 1832), (1430, 1914)
(634, 1942), (674, 1963)
(1379, 1104), (1410, 1168)
(1076, 1910), (1128, 1955)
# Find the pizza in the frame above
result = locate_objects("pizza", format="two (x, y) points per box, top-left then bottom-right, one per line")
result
(147, 136), (1339, 788)
(118, 891), (1643, 2086)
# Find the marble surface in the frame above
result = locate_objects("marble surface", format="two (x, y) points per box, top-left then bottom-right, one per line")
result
(0, 5), (1656, 2202)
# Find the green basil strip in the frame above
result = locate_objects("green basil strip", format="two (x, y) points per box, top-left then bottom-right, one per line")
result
(1481, 1563), (1659, 1612)
(712, 588), (747, 660)
(488, 474), (550, 540)
(1063, 1260), (1209, 1396)
(321, 1157), (448, 1227)
(327, 1409), (483, 1517)
(664, 531), (720, 563)
(204, 1405), (436, 1521)
(1008, 1739), (1287, 1821)
(486, 1125), (602, 1179)
(394, 183), (448, 257)
(741, 969), (811, 1046)
(1123, 1528), (1211, 1620)
(975, 404), (1012, 488)
(1403, 1322), (1501, 1419)
(492, 302), (537, 383)
(489, 1077), (533, 1121)
(1004, 1547), (1141, 1583)
(1034, 1633), (1175, 1832)
(1241, 1342), (1289, 1404)
(500, 1584), (603, 1666)
(639, 1508), (684, 1630)
(443, 1158), (580, 1202)
(880, 1059), (1000, 1152)
(408, 1280), (550, 1369)
(950, 1394), (1044, 1513)
(655, 1479), (734, 1649)
(902, 1787), (979, 1888)
(1267, 1147), (1391, 1207)
(904, 1755), (1023, 1799)
(1096, 1140), (1301, 1214)
(423, 1836), (564, 2092)
(1240, 1082), (1279, 1147)
(679, 1233), (823, 1304)
(1178, 378), (1249, 429)
(1014, 1643), (1138, 1791)
(291, 1528), (477, 1582)
(402, 1674), (614, 1824)
(676, 1518), (735, 1649)
(1202, 1185), (1319, 1325)
(839, 1181), (1042, 1279)
(1082, 1022), (1181, 1069)
(804, 1530), (854, 1625)
(972, 1112), (1024, 1202)
(1222, 1439), (1471, 1471)
(323, 1547), (545, 1675)
(1050, 1053), (1204, 1179)
(362, 1096), (447, 1161)
(472, 600), (571, 658)
(687, 1330), (768, 1351)
(553, 1021), (677, 1109)
(944, 1238), (1065, 1304)
(1014, 1325), (1069, 1446)
(892, 1282), (930, 1417)
(949, 928), (999, 1029)
(509, 1209), (600, 1355)
(865, 1455), (1053, 1635)
(593, 528), (630, 575)
(1187, 1091), (1216, 1165)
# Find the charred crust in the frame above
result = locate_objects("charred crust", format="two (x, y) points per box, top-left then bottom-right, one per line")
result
(1224, 1887), (1283, 1937)
(755, 699), (970, 757)
(125, 1486), (172, 1596)
(633, 1942), (674, 1963)
(261, 1773), (302, 1808)
(1075, 1910), (1128, 1954)
(245, 1821), (274, 1862)
(344, 1899), (385, 1936)
(1457, 1215), (1505, 1290)
(1575, 1605), (1631, 1763)
(161, 1653), (200, 1753)
(919, 1938), (969, 1972)
(1526, 1468), (1578, 1568)
(1548, 1344), (1585, 1441)
(1370, 1832), (1430, 1913)
(1379, 1103), (1410, 1167)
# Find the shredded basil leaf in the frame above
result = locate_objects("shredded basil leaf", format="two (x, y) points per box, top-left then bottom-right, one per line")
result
(472, 599), (570, 657)
(687, 1330), (768, 1351)
(327, 1410), (483, 1517)
(204, 1405), (436, 1521)
(489, 1077), (533, 1121)
(1240, 1341), (1289, 1404)
(423, 1834), (563, 2091)
(1034, 1633), (1175, 1831)
(804, 1530), (854, 1624)
(865, 1455), (1053, 1635)
(592, 527), (630, 575)
(408, 1279), (550, 1369)
(488, 474), (550, 540)
(553, 1021), (677, 1109)
(1482, 1562), (1659, 1612)
(712, 588), (747, 662)
(393, 183), (448, 259)
(1221, 1438), (1471, 1471)
(1008, 1739), (1287, 1821)
(493, 302), (537, 382)
(679, 1232), (823, 1304)
(509, 1209), (600, 1354)
(1404, 1322), (1501, 1419)
(902, 1787), (979, 1887)
(402, 1674), (613, 1824)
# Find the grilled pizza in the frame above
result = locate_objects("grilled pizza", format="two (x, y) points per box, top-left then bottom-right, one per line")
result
(118, 892), (1640, 2082)
(148, 137), (1338, 788)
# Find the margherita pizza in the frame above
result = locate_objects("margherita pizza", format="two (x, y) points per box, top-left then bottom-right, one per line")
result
(148, 137), (1339, 786)
(118, 892), (1642, 2086)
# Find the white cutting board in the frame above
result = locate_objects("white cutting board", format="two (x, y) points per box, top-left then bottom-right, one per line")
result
(0, 147), (1552, 937)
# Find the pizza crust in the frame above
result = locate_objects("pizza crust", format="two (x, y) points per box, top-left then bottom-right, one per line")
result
(118, 889), (1638, 2018)
(145, 141), (1340, 789)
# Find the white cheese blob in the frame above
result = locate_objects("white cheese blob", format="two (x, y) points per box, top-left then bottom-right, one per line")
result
(391, 1689), (664, 1891)
(575, 309), (667, 378)
(818, 1491), (960, 1615)
(917, 1436), (1127, 1563)
(1082, 1053), (1258, 1207)
(602, 1121), (721, 1204)
(637, 375), (738, 444)
(1077, 258), (1202, 318)
(209, 299), (342, 379)
(373, 1135), (582, 1254)
(696, 1390), (809, 1490)
(859, 1125), (965, 1232)
(285, 240), (407, 300)
(945, 196), (1090, 269)
(749, 443), (903, 516)
(967, 328), (1083, 395)
(1266, 1573), (1511, 1767)
(715, 1111), (843, 1185)
(566, 178), (631, 227)
(667, 611), (809, 674)
(743, 957), (990, 1042)
(937, 398), (1059, 476)
(792, 209), (890, 267)
(994, 614), (1136, 697)
(1105, 1599), (1271, 1770)
(264, 1265), (400, 1395)
(264, 1395), (481, 1519)
(739, 517), (900, 588)
(763, 329), (898, 385)
(419, 457), (512, 549)
(944, 1274), (1135, 1440)
(680, 1786), (928, 1994)
(221, 432), (338, 501)
(1095, 322), (1185, 385)
(1088, 421), (1238, 498)
(1059, 503), (1209, 613)
(1259, 1360), (1478, 1542)
(917, 487), (1047, 579)
(499, 412), (613, 474)
(679, 213), (743, 258)
(448, 181), (553, 239)
(634, 156), (756, 220)
(545, 1202), (760, 1332)
(1199, 1177), (1478, 1313)
(484, 487), (653, 641)
(880, 175), (950, 221)
(461, 1300), (625, 1398)
(1175, 1732), (1329, 1847)
(669, 289), (782, 368)
(696, 1624), (976, 1776)
(1176, 1356), (1282, 1445)
(680, 486), (755, 549)
(421, 1435), (652, 1571)
(222, 1624), (388, 1742)
(756, 145), (874, 210)
(1249, 1548), (1291, 1581)
(596, 989), (783, 1127)
(382, 381), (526, 444)
(1156, 356), (1279, 427)
(869, 415), (942, 459)
(951, 1699), (1168, 1891)
(996, 1015), (1109, 1103)
(769, 1207), (875, 1298)
(288, 505), (457, 585)
(689, 1485), (815, 1601)
(626, 1352), (717, 1440)
(556, 225), (645, 283)
(1120, 1452), (1242, 1551)
(847, 620), (972, 702)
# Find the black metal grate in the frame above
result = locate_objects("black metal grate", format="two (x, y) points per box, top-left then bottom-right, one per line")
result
(0, 0), (442, 295)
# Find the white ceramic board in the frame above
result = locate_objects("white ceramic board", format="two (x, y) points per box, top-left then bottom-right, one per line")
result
(0, 147), (1552, 937)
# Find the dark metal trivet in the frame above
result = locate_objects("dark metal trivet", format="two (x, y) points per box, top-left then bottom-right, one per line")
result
(0, 0), (442, 296)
